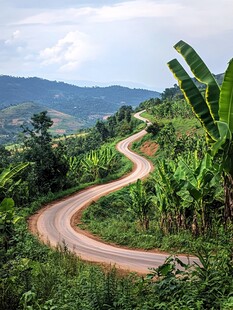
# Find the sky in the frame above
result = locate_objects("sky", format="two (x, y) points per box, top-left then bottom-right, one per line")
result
(1, 0), (233, 92)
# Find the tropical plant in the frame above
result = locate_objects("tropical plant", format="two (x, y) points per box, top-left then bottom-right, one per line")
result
(63, 155), (82, 187)
(129, 179), (153, 230)
(174, 152), (223, 234)
(152, 152), (223, 235)
(0, 163), (28, 252)
(168, 40), (233, 223)
(0, 163), (28, 200)
(0, 198), (21, 252)
(81, 147), (119, 181)
(153, 160), (179, 233)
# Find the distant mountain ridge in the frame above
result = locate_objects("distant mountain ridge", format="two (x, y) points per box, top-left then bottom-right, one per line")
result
(0, 75), (160, 118)
(0, 75), (160, 144)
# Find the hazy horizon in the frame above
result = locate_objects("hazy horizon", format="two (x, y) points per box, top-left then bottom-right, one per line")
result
(1, 1), (233, 92)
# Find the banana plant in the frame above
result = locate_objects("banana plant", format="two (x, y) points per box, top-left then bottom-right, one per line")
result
(81, 147), (118, 181)
(63, 155), (81, 186)
(0, 163), (28, 188)
(167, 40), (233, 222)
(129, 179), (153, 230)
(81, 150), (104, 181)
(174, 153), (223, 233)
(153, 159), (183, 233)
(0, 197), (21, 251)
(0, 163), (28, 199)
(0, 163), (28, 251)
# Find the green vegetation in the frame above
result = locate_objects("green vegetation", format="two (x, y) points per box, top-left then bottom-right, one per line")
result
(0, 75), (159, 144)
(1, 42), (233, 309)
(168, 40), (233, 224)
(0, 102), (85, 145)
(81, 42), (233, 308)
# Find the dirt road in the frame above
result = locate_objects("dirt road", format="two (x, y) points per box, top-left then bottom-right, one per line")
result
(30, 111), (197, 274)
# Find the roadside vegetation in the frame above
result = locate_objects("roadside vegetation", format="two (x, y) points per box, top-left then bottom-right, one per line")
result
(0, 42), (233, 309)
(82, 41), (233, 308)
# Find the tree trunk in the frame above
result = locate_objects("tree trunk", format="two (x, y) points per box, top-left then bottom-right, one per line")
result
(191, 213), (199, 236)
(224, 173), (233, 225)
(144, 218), (149, 230)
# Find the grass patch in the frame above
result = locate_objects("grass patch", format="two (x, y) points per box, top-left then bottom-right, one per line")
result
(141, 111), (203, 135)
(81, 188), (232, 254)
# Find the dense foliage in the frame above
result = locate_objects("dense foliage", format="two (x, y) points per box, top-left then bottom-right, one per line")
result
(168, 40), (233, 224)
(81, 45), (233, 308)
(0, 43), (233, 309)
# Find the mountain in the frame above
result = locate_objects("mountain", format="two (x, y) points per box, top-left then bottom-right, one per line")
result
(0, 75), (160, 144)
(0, 101), (84, 144)
(0, 75), (160, 121)
(214, 73), (224, 85)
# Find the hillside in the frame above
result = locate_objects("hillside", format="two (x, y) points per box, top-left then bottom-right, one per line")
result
(0, 75), (160, 144)
(0, 75), (160, 120)
(0, 102), (84, 144)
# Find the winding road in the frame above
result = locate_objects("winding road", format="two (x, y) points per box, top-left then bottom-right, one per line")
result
(30, 111), (197, 274)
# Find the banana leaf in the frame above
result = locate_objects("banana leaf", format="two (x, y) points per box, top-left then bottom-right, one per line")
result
(211, 121), (231, 156)
(185, 182), (202, 201)
(167, 59), (219, 141)
(219, 58), (233, 133)
(174, 40), (220, 121)
(195, 153), (212, 179)
(174, 160), (197, 187)
(0, 163), (28, 188)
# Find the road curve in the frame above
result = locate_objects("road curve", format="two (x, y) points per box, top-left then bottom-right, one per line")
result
(31, 111), (196, 274)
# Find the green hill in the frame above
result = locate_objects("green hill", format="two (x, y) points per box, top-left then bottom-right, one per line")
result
(0, 75), (160, 121)
(0, 75), (160, 144)
(0, 102), (84, 144)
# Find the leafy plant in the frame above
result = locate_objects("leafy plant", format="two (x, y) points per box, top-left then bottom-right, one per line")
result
(129, 179), (153, 230)
(81, 147), (119, 181)
(168, 40), (233, 223)
(0, 198), (21, 252)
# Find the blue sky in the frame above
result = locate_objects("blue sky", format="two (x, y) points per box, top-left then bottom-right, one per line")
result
(1, 0), (233, 91)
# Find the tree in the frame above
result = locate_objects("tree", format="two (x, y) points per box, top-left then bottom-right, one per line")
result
(21, 111), (68, 194)
(146, 122), (162, 136)
(139, 98), (161, 111)
(63, 155), (81, 187)
(161, 84), (183, 101)
(0, 146), (11, 169)
(116, 106), (133, 122)
(0, 198), (20, 252)
(168, 40), (233, 223)
(107, 115), (117, 137)
(95, 120), (109, 141)
(156, 123), (176, 157)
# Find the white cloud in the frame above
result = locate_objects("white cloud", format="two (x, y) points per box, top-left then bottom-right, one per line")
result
(4, 30), (21, 45)
(92, 1), (183, 22)
(17, 1), (183, 25)
(15, 0), (233, 36)
(173, 0), (233, 37)
(17, 7), (93, 25)
(1, 0), (233, 90)
(39, 31), (98, 71)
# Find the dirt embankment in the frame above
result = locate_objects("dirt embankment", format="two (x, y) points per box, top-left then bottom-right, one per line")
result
(140, 141), (158, 156)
